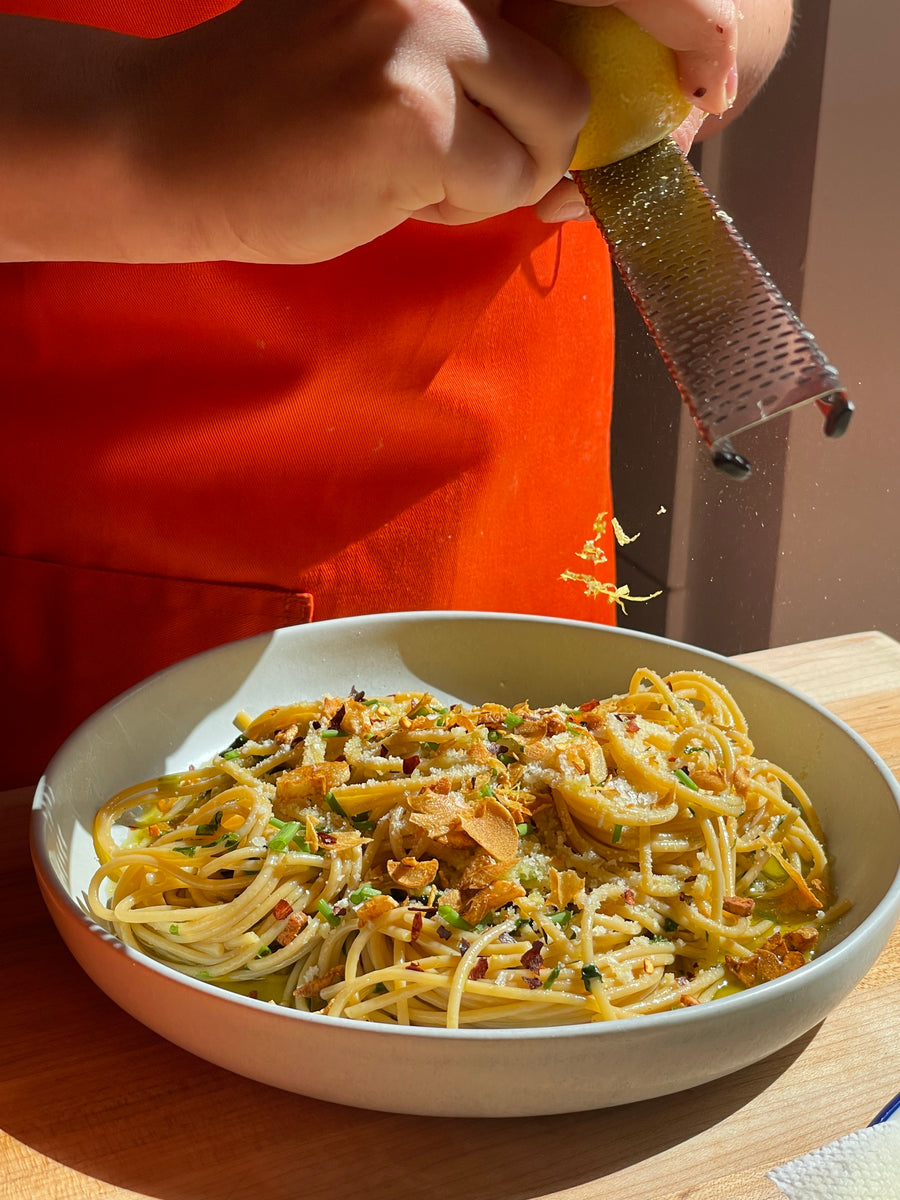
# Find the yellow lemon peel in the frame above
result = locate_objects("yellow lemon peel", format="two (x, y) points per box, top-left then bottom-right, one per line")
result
(516, 2), (692, 169)
(561, 513), (661, 613)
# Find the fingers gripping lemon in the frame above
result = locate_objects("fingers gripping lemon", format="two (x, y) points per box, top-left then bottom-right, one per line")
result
(510, 1), (692, 169)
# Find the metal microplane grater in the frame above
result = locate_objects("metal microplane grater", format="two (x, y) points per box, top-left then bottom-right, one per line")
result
(574, 138), (853, 478)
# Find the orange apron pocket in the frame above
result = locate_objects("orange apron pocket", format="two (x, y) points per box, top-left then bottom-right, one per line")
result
(2, 553), (313, 786)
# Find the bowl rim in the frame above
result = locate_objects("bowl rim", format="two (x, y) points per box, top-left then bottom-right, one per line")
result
(872, 1092), (900, 1124)
(31, 609), (900, 1044)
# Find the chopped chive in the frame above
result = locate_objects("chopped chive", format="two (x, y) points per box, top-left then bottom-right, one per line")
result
(324, 791), (348, 818)
(353, 819), (377, 832)
(565, 722), (585, 735)
(543, 964), (562, 990)
(663, 917), (679, 933)
(169, 924), (179, 935)
(268, 821), (301, 852)
(683, 746), (705, 754)
(497, 741), (523, 764)
(159, 773), (182, 787)
(316, 899), (342, 928)
(612, 824), (623, 844)
(437, 904), (474, 932)
(504, 713), (524, 730)
(196, 811), (223, 836)
(221, 748), (243, 761)
(762, 855), (788, 881)
(362, 698), (381, 707)
(548, 910), (571, 928)
(256, 945), (272, 958)
(516, 822), (532, 837)
(581, 963), (603, 988)
(321, 729), (341, 739)
(350, 884), (382, 905)
(421, 741), (440, 753)
(674, 767), (699, 791)
(479, 784), (494, 798)
(487, 729), (502, 743)
(197, 970), (210, 979)
(173, 845), (196, 857)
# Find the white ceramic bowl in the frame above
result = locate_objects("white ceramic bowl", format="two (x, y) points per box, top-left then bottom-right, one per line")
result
(31, 612), (900, 1117)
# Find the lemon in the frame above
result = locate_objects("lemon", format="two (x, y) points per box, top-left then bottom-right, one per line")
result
(512, 1), (692, 169)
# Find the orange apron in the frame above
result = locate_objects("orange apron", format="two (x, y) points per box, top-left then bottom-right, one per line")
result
(2, 1), (616, 784)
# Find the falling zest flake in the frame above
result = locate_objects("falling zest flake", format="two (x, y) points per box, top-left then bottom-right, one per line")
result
(561, 512), (662, 613)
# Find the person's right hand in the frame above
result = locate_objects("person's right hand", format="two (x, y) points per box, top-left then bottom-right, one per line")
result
(126, 0), (591, 262)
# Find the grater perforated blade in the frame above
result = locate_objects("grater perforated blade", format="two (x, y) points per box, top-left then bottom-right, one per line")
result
(574, 138), (853, 478)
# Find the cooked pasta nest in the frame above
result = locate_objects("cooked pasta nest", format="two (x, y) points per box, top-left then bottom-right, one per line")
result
(89, 668), (846, 1027)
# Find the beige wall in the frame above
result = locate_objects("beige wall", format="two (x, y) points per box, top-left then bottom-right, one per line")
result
(770, 0), (900, 645)
(612, 0), (899, 653)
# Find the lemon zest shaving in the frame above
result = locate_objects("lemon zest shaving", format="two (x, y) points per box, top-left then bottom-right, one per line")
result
(611, 516), (639, 547)
(561, 512), (662, 612)
(560, 572), (661, 613)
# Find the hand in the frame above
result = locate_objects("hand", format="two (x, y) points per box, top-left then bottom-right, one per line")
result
(129, 0), (592, 262)
(558, 0), (740, 116)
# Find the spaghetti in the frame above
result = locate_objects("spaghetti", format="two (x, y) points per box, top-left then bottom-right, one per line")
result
(88, 669), (845, 1027)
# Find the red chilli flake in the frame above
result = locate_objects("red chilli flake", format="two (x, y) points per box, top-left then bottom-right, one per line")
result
(273, 898), (294, 920)
(328, 704), (346, 731)
(406, 962), (425, 973)
(469, 956), (489, 981)
(622, 889), (636, 906)
(402, 755), (421, 775)
(579, 699), (600, 712)
(520, 940), (545, 973)
(317, 831), (337, 845)
(526, 974), (543, 990)
(625, 720), (640, 734)
(410, 911), (424, 943)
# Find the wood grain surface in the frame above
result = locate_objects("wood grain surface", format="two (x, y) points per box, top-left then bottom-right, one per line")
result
(3, 631), (899, 1200)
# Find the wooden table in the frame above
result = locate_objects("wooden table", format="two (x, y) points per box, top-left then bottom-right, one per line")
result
(3, 630), (900, 1200)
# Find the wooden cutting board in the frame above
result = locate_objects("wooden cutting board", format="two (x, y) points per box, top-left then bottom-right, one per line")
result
(2, 630), (898, 1200)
